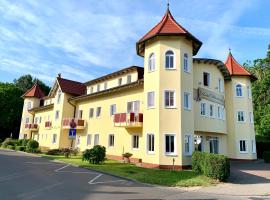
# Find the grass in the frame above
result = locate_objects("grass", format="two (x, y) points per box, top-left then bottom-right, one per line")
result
(40, 154), (217, 187)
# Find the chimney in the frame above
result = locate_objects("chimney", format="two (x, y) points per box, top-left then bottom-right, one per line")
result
(58, 73), (61, 78)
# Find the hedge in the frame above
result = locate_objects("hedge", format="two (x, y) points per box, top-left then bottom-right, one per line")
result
(192, 151), (230, 181)
(15, 146), (26, 151)
(263, 151), (270, 163)
(83, 145), (106, 164)
(6, 145), (15, 150)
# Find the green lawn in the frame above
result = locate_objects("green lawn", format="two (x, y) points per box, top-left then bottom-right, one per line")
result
(40, 154), (216, 187)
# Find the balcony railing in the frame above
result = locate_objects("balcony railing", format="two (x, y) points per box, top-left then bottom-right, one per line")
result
(114, 113), (143, 128)
(62, 118), (85, 129)
(25, 123), (38, 131)
(45, 121), (52, 129)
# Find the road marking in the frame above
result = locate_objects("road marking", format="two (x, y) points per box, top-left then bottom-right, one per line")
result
(25, 162), (63, 165)
(0, 173), (28, 182)
(54, 164), (70, 172)
(88, 173), (103, 184)
(89, 179), (127, 185)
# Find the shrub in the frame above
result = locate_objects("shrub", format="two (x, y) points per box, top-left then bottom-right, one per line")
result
(82, 145), (106, 164)
(72, 148), (79, 156)
(26, 140), (39, 153)
(61, 148), (72, 158)
(18, 139), (30, 147)
(122, 152), (133, 158)
(46, 149), (62, 155)
(263, 151), (270, 163)
(15, 146), (26, 151)
(6, 145), (15, 150)
(1, 138), (18, 148)
(192, 151), (230, 181)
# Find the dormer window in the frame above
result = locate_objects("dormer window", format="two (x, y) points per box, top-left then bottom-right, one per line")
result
(57, 89), (61, 104)
(203, 72), (210, 87)
(127, 75), (132, 84)
(165, 50), (174, 69)
(236, 84), (243, 97)
(97, 84), (100, 92)
(148, 53), (155, 72)
(27, 102), (32, 110)
(104, 82), (108, 90)
(90, 86), (93, 94)
(118, 78), (122, 86)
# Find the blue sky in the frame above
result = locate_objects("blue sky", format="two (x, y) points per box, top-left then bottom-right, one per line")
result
(0, 0), (270, 86)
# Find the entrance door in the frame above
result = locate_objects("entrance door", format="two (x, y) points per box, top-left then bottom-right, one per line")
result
(209, 137), (219, 154)
(194, 136), (203, 152)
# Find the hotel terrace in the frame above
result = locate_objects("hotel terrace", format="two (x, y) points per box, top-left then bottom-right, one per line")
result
(19, 6), (257, 169)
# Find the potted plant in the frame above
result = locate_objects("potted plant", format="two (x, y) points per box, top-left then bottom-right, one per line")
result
(122, 152), (133, 163)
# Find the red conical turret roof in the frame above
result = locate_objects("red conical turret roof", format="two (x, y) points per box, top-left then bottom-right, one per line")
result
(136, 7), (202, 56)
(22, 83), (45, 98)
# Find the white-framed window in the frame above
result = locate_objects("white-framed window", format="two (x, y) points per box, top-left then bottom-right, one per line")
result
(90, 87), (94, 94)
(148, 53), (155, 72)
(89, 108), (94, 118)
(239, 140), (248, 153)
(132, 135), (139, 149)
(57, 89), (62, 104)
(55, 110), (60, 120)
(27, 102), (32, 110)
(200, 102), (207, 116)
(165, 50), (174, 69)
(209, 104), (214, 118)
(108, 134), (114, 147)
(217, 106), (221, 119)
(164, 90), (176, 108)
(118, 78), (122, 86)
(97, 84), (100, 92)
(96, 107), (101, 118)
(194, 135), (203, 152)
(252, 140), (256, 154)
(76, 135), (81, 146)
(165, 134), (176, 155)
(94, 134), (99, 146)
(78, 110), (83, 119)
(127, 101), (140, 113)
(184, 135), (192, 156)
(34, 117), (38, 124)
(127, 75), (132, 84)
(183, 92), (191, 110)
(249, 112), (254, 123)
(247, 86), (252, 99)
(183, 53), (189, 72)
(147, 92), (155, 109)
(222, 107), (225, 120)
(236, 84), (243, 97)
(104, 82), (108, 90)
(110, 104), (116, 116)
(39, 117), (42, 124)
(87, 134), (92, 146)
(218, 78), (223, 93)
(52, 134), (57, 144)
(147, 133), (155, 154)
(209, 137), (219, 154)
(237, 111), (245, 122)
(25, 117), (29, 124)
(203, 72), (210, 87)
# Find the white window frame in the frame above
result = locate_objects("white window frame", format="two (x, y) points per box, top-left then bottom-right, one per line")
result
(87, 134), (92, 146)
(57, 89), (62, 104)
(132, 135), (139, 150)
(200, 102), (207, 116)
(249, 112), (254, 124)
(97, 84), (100, 92)
(89, 108), (94, 118)
(104, 82), (108, 90)
(110, 104), (116, 116)
(247, 86), (252, 99)
(147, 133), (155, 154)
(52, 134), (57, 144)
(164, 90), (176, 108)
(184, 135), (192, 156)
(76, 135), (81, 146)
(94, 134), (99, 146)
(209, 104), (215, 118)
(183, 53), (190, 73)
(203, 72), (210, 87)
(239, 140), (248, 153)
(183, 92), (191, 110)
(55, 110), (60, 120)
(218, 78), (224, 93)
(25, 117), (29, 124)
(237, 111), (245, 122)
(148, 53), (155, 72)
(118, 78), (122, 86)
(108, 134), (115, 148)
(235, 84), (243, 97)
(252, 140), (256, 154)
(165, 50), (175, 69)
(209, 137), (219, 154)
(127, 75), (132, 84)
(164, 133), (177, 156)
(96, 107), (101, 118)
(147, 91), (155, 109)
(127, 101), (140, 113)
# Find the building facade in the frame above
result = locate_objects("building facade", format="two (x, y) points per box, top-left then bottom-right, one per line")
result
(19, 7), (257, 169)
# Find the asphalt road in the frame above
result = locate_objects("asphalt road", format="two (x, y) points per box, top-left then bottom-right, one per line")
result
(0, 149), (268, 200)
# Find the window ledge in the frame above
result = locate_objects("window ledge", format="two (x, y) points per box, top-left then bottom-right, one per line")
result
(165, 153), (178, 157)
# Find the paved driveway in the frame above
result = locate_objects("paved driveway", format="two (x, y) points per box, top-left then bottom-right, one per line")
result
(0, 149), (269, 200)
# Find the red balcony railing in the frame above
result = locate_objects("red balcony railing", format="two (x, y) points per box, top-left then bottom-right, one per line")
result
(62, 118), (85, 129)
(25, 123), (38, 130)
(114, 113), (143, 127)
(45, 121), (52, 129)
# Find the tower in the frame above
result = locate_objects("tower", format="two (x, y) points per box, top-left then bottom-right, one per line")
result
(224, 52), (257, 160)
(19, 83), (45, 139)
(136, 6), (202, 168)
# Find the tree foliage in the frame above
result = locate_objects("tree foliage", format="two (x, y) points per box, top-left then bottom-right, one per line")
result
(245, 44), (270, 140)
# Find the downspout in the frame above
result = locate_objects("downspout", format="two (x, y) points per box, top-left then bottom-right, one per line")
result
(68, 99), (77, 118)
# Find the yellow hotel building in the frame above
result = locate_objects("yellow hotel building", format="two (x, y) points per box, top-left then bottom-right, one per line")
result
(19, 7), (257, 169)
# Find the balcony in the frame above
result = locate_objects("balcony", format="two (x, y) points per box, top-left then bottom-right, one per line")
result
(45, 121), (52, 129)
(62, 118), (85, 129)
(114, 113), (143, 128)
(25, 123), (38, 131)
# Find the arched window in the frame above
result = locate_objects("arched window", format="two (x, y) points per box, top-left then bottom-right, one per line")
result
(165, 50), (174, 69)
(183, 53), (189, 72)
(236, 84), (243, 97)
(148, 53), (155, 72)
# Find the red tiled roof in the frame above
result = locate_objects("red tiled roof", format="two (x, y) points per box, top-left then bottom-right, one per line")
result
(225, 52), (252, 76)
(22, 83), (45, 99)
(57, 77), (86, 96)
(136, 8), (202, 56)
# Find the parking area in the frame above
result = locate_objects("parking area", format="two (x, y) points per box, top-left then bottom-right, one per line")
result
(0, 149), (269, 200)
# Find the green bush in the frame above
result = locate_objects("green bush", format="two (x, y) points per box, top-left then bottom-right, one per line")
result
(82, 145), (106, 164)
(15, 146), (26, 151)
(61, 148), (72, 158)
(6, 145), (15, 150)
(263, 151), (270, 163)
(192, 151), (230, 181)
(18, 139), (30, 146)
(46, 149), (62, 155)
(1, 138), (18, 148)
(26, 140), (39, 153)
